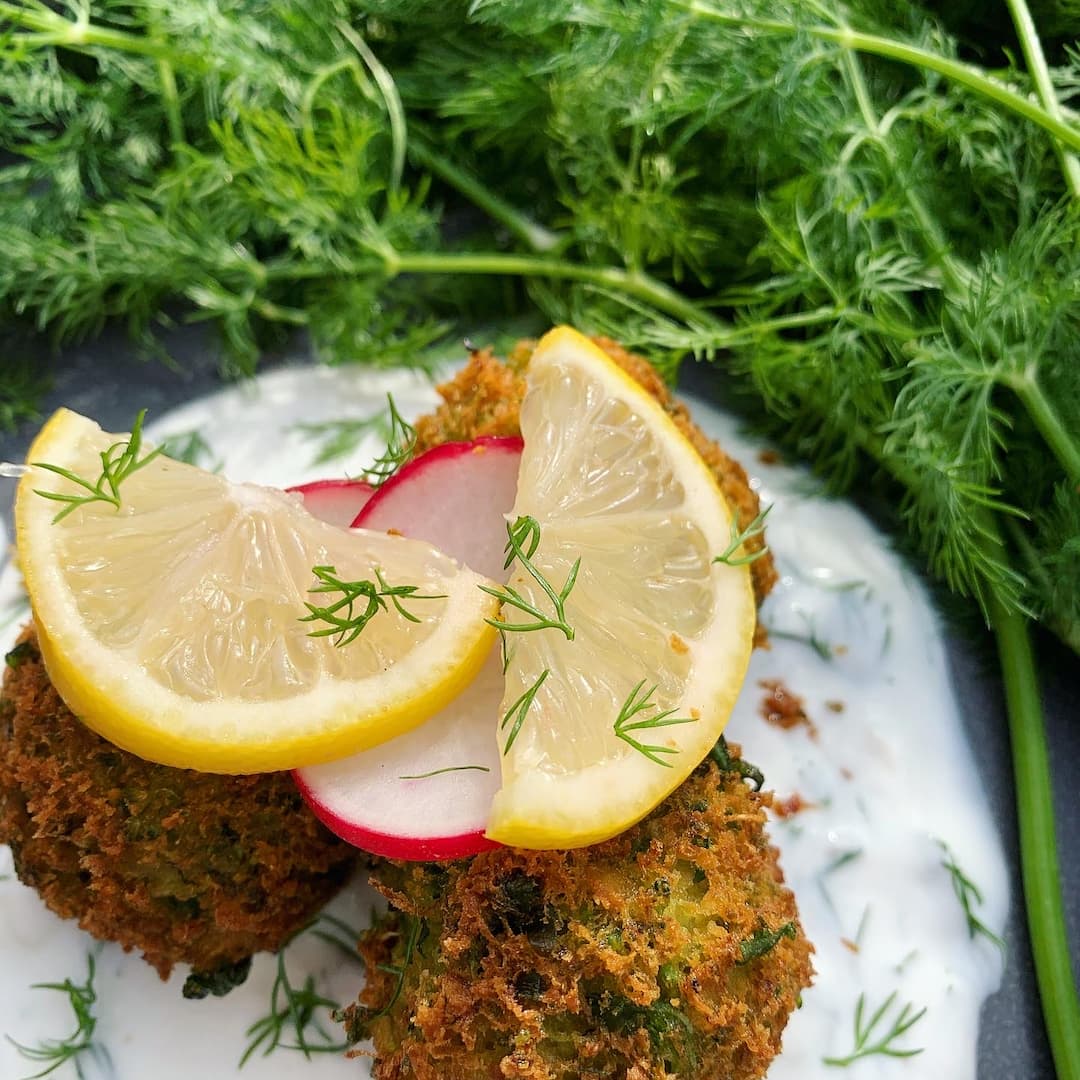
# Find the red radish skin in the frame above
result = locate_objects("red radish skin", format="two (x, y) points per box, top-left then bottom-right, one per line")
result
(294, 648), (504, 861)
(287, 478), (374, 528)
(354, 436), (523, 580)
(294, 437), (524, 860)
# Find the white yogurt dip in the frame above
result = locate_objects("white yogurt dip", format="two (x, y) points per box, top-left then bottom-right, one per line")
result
(0, 364), (1007, 1079)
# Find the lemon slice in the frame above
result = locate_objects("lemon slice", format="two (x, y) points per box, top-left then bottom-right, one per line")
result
(486, 327), (757, 848)
(15, 408), (497, 773)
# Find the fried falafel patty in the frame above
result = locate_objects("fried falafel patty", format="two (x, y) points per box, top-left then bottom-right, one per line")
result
(0, 631), (359, 989)
(340, 339), (812, 1079)
(344, 760), (812, 1080)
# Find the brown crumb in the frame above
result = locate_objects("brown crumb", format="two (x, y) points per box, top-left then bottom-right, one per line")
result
(773, 793), (815, 819)
(825, 700), (845, 713)
(840, 938), (860, 954)
(758, 679), (818, 739)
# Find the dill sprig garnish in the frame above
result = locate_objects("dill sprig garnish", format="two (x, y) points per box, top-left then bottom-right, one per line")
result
(291, 411), (391, 467)
(712, 506), (771, 568)
(938, 841), (1006, 954)
(33, 409), (162, 523)
(480, 516), (579, 640)
(399, 764), (491, 779)
(613, 680), (696, 768)
(300, 564), (446, 646)
(344, 913), (423, 1027)
(240, 914), (361, 1068)
(361, 395), (416, 487)
(762, 611), (835, 662)
(501, 669), (549, 756)
(823, 991), (927, 1068)
(5, 952), (109, 1080)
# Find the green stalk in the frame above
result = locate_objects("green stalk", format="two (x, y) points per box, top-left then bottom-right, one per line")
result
(1004, 0), (1080, 199)
(270, 249), (714, 328)
(990, 594), (1080, 1080)
(1006, 371), (1080, 490)
(409, 139), (563, 254)
(1005, 518), (1080, 657)
(680, 0), (1080, 153)
(837, 49), (972, 296)
(0, 1), (173, 59)
(157, 59), (185, 147)
(390, 252), (709, 325)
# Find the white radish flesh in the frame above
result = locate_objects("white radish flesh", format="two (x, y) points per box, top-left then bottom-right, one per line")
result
(354, 437), (523, 580)
(294, 647), (504, 860)
(287, 478), (373, 528)
(294, 436), (523, 860)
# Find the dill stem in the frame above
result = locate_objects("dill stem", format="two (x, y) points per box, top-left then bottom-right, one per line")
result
(157, 58), (185, 147)
(990, 593), (1080, 1080)
(838, 50), (970, 296)
(409, 139), (563, 254)
(0, 1), (172, 59)
(1004, 0), (1080, 199)
(1006, 372), (1080, 490)
(386, 252), (709, 326)
(680, 1), (1080, 153)
(1004, 519), (1080, 657)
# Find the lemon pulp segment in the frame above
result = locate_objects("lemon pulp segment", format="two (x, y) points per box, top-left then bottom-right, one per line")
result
(486, 328), (757, 848)
(16, 408), (497, 773)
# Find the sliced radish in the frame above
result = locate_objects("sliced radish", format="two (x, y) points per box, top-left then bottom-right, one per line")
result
(294, 437), (524, 861)
(287, 478), (374, 528)
(354, 436), (523, 580)
(294, 648), (503, 860)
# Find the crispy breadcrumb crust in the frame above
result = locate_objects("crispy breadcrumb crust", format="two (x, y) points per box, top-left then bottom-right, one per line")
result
(344, 761), (812, 1080)
(0, 631), (358, 979)
(414, 336), (778, 608)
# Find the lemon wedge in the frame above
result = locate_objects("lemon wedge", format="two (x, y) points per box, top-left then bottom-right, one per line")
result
(15, 408), (497, 773)
(486, 327), (757, 849)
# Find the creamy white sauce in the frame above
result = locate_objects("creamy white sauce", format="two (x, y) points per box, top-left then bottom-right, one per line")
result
(0, 364), (1007, 1079)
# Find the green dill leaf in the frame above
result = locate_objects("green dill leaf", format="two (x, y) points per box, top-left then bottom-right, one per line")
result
(480, 516), (579, 640)
(938, 840), (1007, 954)
(240, 915), (361, 1067)
(738, 920), (797, 964)
(707, 735), (764, 790)
(291, 412), (391, 467)
(823, 990), (927, 1067)
(713, 505), (772, 567)
(32, 408), (162, 522)
(300, 564), (445, 646)
(613, 679), (696, 767)
(160, 428), (222, 471)
(398, 764), (491, 779)
(6, 952), (108, 1079)
(501, 668), (549, 755)
(362, 394), (417, 486)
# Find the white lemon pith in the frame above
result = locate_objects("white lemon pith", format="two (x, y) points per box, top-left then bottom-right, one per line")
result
(486, 327), (757, 849)
(15, 409), (497, 773)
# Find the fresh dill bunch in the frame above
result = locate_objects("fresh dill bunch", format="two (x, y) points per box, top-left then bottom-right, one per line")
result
(0, 0), (1077, 656)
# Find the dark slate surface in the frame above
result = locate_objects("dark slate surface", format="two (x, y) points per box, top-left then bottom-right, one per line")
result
(1, 330), (1075, 1080)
